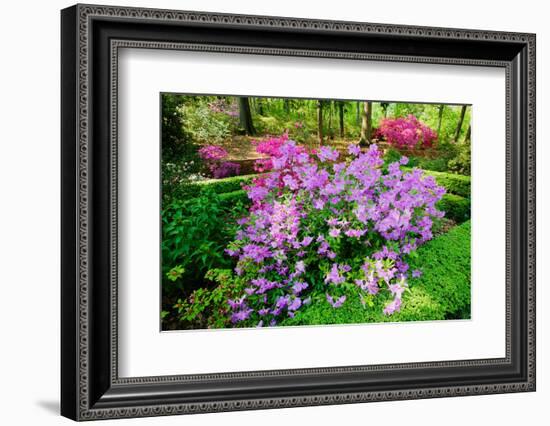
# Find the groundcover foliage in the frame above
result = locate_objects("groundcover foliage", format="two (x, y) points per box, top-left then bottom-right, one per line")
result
(282, 220), (471, 325)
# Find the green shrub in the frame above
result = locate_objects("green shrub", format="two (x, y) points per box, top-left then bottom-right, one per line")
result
(164, 174), (256, 202)
(417, 157), (449, 172)
(171, 269), (248, 330)
(178, 187), (469, 243)
(437, 193), (470, 223)
(383, 153), (470, 197)
(170, 166), (470, 205)
(383, 148), (407, 166)
(195, 174), (255, 195)
(408, 220), (471, 319)
(282, 221), (471, 326)
(161, 94), (197, 164)
(400, 167), (470, 197)
(422, 170), (470, 198)
(161, 191), (238, 299)
(447, 141), (471, 175)
(182, 104), (233, 144)
(218, 190), (250, 209)
(281, 284), (446, 326)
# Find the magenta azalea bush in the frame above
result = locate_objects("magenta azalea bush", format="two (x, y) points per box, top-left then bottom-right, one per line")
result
(377, 115), (437, 149)
(198, 144), (241, 178)
(198, 144), (228, 161)
(252, 133), (290, 172)
(224, 136), (446, 327)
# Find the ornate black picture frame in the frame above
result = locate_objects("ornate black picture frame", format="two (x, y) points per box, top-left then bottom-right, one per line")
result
(61, 4), (536, 421)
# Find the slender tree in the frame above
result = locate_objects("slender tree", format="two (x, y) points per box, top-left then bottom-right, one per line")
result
(437, 104), (445, 136)
(328, 101), (334, 138)
(238, 97), (256, 135)
(256, 98), (264, 115)
(359, 101), (372, 146)
(464, 124), (471, 144)
(283, 98), (290, 113)
(454, 105), (467, 142)
(338, 101), (345, 138)
(381, 102), (390, 118)
(317, 100), (324, 145)
(356, 102), (361, 126)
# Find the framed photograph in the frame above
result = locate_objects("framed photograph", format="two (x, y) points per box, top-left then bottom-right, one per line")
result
(61, 4), (536, 421)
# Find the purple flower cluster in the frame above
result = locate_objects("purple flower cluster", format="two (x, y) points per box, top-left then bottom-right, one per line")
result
(225, 137), (445, 326)
(198, 145), (241, 178)
(198, 145), (228, 161)
(212, 161), (241, 178)
(377, 115), (438, 149)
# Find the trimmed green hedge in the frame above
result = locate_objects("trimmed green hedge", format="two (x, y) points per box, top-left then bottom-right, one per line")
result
(282, 220), (471, 326)
(402, 167), (471, 198)
(197, 174), (256, 194)
(218, 190), (250, 209)
(177, 168), (469, 205)
(424, 170), (471, 198)
(210, 189), (470, 226)
(168, 174), (256, 200)
(437, 193), (470, 224)
(424, 170), (470, 198)
(407, 220), (471, 319)
(180, 168), (470, 199)
(185, 188), (469, 229)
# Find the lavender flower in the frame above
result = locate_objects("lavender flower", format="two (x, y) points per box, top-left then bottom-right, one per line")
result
(325, 264), (345, 285)
(329, 228), (341, 238)
(348, 144), (361, 156)
(317, 146), (339, 162)
(326, 293), (346, 308)
(383, 298), (402, 315)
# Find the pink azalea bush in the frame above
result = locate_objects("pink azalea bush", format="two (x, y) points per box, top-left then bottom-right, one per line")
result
(377, 115), (437, 148)
(252, 132), (314, 173)
(198, 145), (241, 178)
(224, 136), (446, 327)
(198, 145), (228, 161)
(212, 161), (241, 178)
(251, 133), (289, 172)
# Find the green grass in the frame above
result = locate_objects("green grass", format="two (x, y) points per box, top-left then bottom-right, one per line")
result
(281, 220), (471, 326)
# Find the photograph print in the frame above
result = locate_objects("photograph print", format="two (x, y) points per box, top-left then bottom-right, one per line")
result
(160, 94), (472, 331)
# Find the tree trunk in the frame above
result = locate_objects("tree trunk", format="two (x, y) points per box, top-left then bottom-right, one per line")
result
(437, 104), (445, 136)
(356, 102), (360, 126)
(317, 100), (324, 145)
(338, 102), (345, 138)
(283, 98), (290, 113)
(256, 98), (264, 115)
(454, 105), (467, 142)
(328, 101), (333, 138)
(238, 97), (256, 135)
(359, 101), (372, 146)
(464, 124), (471, 144)
(381, 102), (390, 118)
